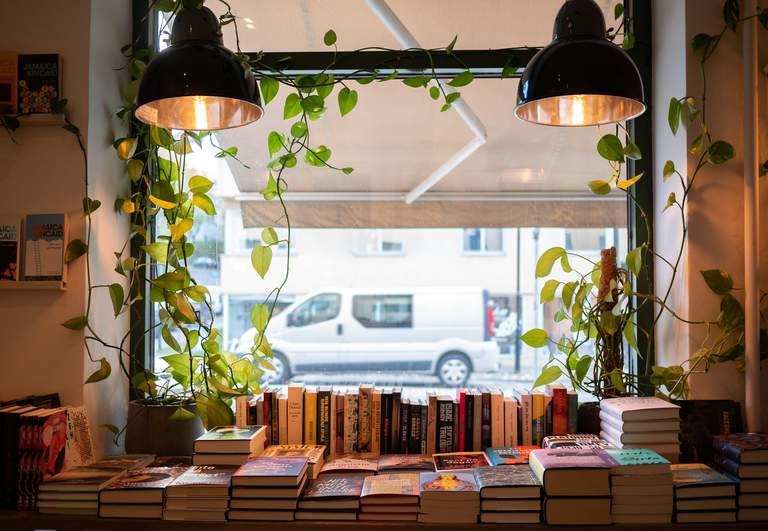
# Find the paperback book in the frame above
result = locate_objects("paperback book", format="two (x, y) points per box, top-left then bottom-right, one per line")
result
(432, 451), (490, 472)
(0, 217), (20, 282)
(473, 464), (541, 499)
(23, 213), (66, 281)
(193, 425), (266, 454)
(485, 446), (539, 465)
(231, 456), (308, 487)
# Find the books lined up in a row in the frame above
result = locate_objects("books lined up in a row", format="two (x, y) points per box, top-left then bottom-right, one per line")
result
(237, 384), (580, 457)
(713, 432), (768, 521)
(0, 214), (69, 283)
(600, 396), (681, 462)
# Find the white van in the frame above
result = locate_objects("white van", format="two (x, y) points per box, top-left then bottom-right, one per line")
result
(236, 287), (499, 386)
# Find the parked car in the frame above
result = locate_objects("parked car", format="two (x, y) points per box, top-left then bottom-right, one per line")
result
(236, 287), (500, 386)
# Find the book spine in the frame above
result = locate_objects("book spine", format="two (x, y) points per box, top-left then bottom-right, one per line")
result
(436, 399), (454, 453)
(408, 402), (421, 454)
(287, 385), (304, 444)
(329, 393), (337, 456)
(235, 396), (247, 427)
(270, 392), (279, 445)
(3, 413), (23, 508)
(262, 391), (272, 445)
(278, 395), (288, 445)
(426, 394), (437, 456)
(304, 391), (317, 445)
(380, 391), (391, 454)
(391, 390), (401, 453)
(503, 398), (513, 447)
(358, 386), (372, 453)
(520, 393), (532, 446)
(371, 391), (381, 455)
(420, 402), (428, 455)
(334, 393), (345, 455)
(481, 391), (491, 450)
(343, 393), (358, 453)
(552, 388), (568, 435)
(464, 393), (474, 451)
(317, 389), (332, 455)
(473, 393), (482, 452)
(532, 393), (545, 446)
(491, 392), (504, 448)
(458, 390), (467, 452)
(545, 393), (552, 438)
(567, 392), (578, 434)
(399, 400), (411, 454)
(452, 400), (459, 452)
(511, 399), (519, 446)
(252, 398), (263, 426)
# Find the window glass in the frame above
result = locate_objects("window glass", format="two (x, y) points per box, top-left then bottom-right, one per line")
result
(288, 293), (341, 327)
(354, 229), (404, 255)
(463, 228), (503, 253)
(353, 295), (413, 328)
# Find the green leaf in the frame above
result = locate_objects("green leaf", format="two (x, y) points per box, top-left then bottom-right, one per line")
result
(341, 167), (354, 175)
(689, 134), (704, 155)
(429, 86), (440, 100)
(447, 71), (474, 88)
(446, 35), (458, 53)
(626, 246), (643, 275)
(283, 93), (302, 119)
(623, 143), (642, 160)
(259, 77), (279, 106)
(600, 311), (620, 334)
(560, 254), (572, 273)
(85, 358), (111, 384)
(143, 242), (168, 263)
(707, 140), (735, 164)
(62, 315), (88, 330)
(150, 124), (174, 149)
(589, 180), (612, 195)
(617, 171), (644, 190)
(663, 191), (677, 212)
(83, 197), (101, 215)
(692, 33), (714, 55)
(621, 32), (635, 50)
(323, 29), (337, 46)
(624, 322), (639, 352)
(402, 76), (430, 88)
(304, 145), (331, 167)
(149, 181), (177, 209)
(723, 0), (739, 31)
(337, 87), (358, 117)
(501, 65), (519, 78)
(65, 239), (87, 263)
(315, 73), (334, 99)
(561, 282), (577, 310)
(668, 98), (681, 135)
(701, 269), (733, 295)
(663, 160), (675, 181)
(532, 365), (562, 389)
(267, 131), (284, 157)
(99, 424), (120, 436)
(127, 159), (144, 183)
(196, 396), (234, 430)
(214, 146), (238, 159)
(169, 218), (193, 242)
(540, 279), (559, 304)
(261, 227), (278, 245)
(535, 247), (565, 278)
(169, 406), (196, 421)
(108, 283), (124, 317)
(251, 245), (272, 278)
(162, 325), (182, 352)
(192, 193), (216, 215)
(184, 285), (209, 303)
(300, 95), (324, 113)
(188, 175), (213, 194)
(521, 328), (548, 348)
(575, 355), (593, 383)
(290, 121), (308, 138)
(609, 369), (626, 393)
(614, 3), (624, 19)
(250, 303), (270, 332)
(596, 134), (625, 161)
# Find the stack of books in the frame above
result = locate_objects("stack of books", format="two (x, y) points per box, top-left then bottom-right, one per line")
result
(319, 454), (378, 476)
(163, 466), (234, 522)
(296, 474), (364, 521)
(228, 456), (309, 521)
(99, 465), (186, 519)
(712, 433), (768, 521)
(475, 465), (541, 523)
(606, 448), (673, 524)
(600, 397), (681, 462)
(671, 463), (737, 523)
(261, 444), (326, 479)
(192, 425), (266, 466)
(529, 448), (612, 525)
(359, 473), (420, 521)
(418, 472), (480, 524)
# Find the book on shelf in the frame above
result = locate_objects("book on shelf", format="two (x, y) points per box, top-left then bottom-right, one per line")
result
(376, 454), (434, 473)
(481, 498), (540, 511)
(294, 510), (356, 521)
(193, 425), (266, 454)
(91, 454), (155, 470)
(278, 391), (288, 444)
(17, 54), (60, 113)
(528, 448), (613, 497)
(541, 433), (613, 449)
(261, 444), (325, 479)
(191, 453), (250, 466)
(433, 451), (490, 472)
(480, 511), (541, 524)
(231, 477), (308, 499)
(166, 497), (229, 510)
(515, 390), (533, 446)
(485, 446), (538, 465)
(419, 471), (480, 500)
(303, 387), (317, 445)
(287, 383), (303, 445)
(333, 391), (344, 454)
(23, 213), (67, 281)
(599, 410), (680, 432)
(231, 456), (308, 487)
(671, 463), (737, 498)
(358, 384), (373, 453)
(99, 504), (163, 519)
(611, 483), (673, 496)
(343, 391), (358, 453)
(99, 466), (186, 504)
(319, 453), (378, 476)
(38, 465), (126, 493)
(600, 396), (681, 422)
(677, 497), (735, 511)
(164, 508), (227, 522)
(435, 395), (454, 454)
(165, 466), (235, 498)
(503, 396), (518, 446)
(713, 454), (768, 478)
(298, 474), (365, 510)
(605, 448), (671, 475)
(712, 432), (768, 464)
(0, 217), (20, 282)
(371, 388), (382, 454)
(0, 52), (17, 114)
(361, 473), (420, 504)
(473, 464), (541, 499)
(601, 423), (679, 444)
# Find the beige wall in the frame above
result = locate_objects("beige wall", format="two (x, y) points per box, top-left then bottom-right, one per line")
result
(653, 0), (768, 428)
(0, 0), (130, 455)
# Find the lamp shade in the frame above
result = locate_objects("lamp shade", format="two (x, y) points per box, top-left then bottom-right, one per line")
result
(136, 7), (262, 131)
(515, 0), (645, 126)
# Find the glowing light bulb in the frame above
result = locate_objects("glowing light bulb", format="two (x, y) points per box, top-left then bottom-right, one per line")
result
(571, 95), (586, 126)
(193, 95), (209, 130)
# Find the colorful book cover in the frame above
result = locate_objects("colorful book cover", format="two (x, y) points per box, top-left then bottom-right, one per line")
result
(371, 389), (382, 454)
(343, 392), (358, 453)
(485, 446), (539, 465)
(399, 399), (410, 453)
(542, 433), (614, 449)
(671, 463), (738, 488)
(195, 425), (264, 442)
(0, 52), (17, 114)
(433, 451), (490, 472)
(408, 401), (421, 454)
(23, 213), (66, 281)
(39, 466), (126, 491)
(302, 474), (365, 499)
(377, 454), (434, 472)
(287, 384), (303, 445)
(303, 388), (317, 445)
(361, 473), (420, 499)
(0, 217), (20, 281)
(194, 425), (265, 453)
(379, 390), (390, 453)
(320, 454), (378, 476)
(420, 472), (479, 493)
(358, 385), (373, 452)
(605, 448), (670, 472)
(552, 386), (568, 435)
(170, 466), (235, 487)
(262, 445), (325, 465)
(436, 396), (454, 454)
(426, 393), (437, 456)
(101, 466), (185, 492)
(473, 464), (541, 490)
(334, 392), (345, 455)
(712, 433), (768, 464)
(233, 457), (308, 480)
(481, 391), (491, 450)
(17, 54), (60, 113)
(391, 388), (402, 453)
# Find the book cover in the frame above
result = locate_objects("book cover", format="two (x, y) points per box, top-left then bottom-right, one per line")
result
(600, 397), (680, 421)
(458, 390), (467, 452)
(361, 473), (420, 499)
(671, 463), (737, 489)
(39, 466), (126, 492)
(278, 393), (288, 445)
(605, 448), (670, 474)
(262, 390), (273, 445)
(464, 392), (474, 451)
(433, 451), (490, 472)
(420, 472), (479, 493)
(528, 447), (615, 470)
(408, 401), (421, 454)
(303, 388), (317, 445)
(233, 457), (308, 485)
(516, 391), (533, 446)
(371, 389), (382, 455)
(712, 432), (768, 464)
(452, 400), (460, 452)
(436, 396), (454, 454)
(542, 433), (614, 449)
(426, 393), (437, 456)
(23, 213), (66, 281)
(89, 454), (156, 470)
(485, 446), (539, 465)
(379, 390), (391, 454)
(377, 454), (434, 473)
(0, 217), (20, 281)
(194, 425), (265, 454)
(472, 391), (482, 451)
(713, 454), (768, 478)
(168, 466), (235, 488)
(343, 392), (358, 453)
(531, 392), (545, 446)
(320, 454), (378, 476)
(545, 392), (552, 437)
(358, 385), (373, 452)
(302, 474), (365, 499)
(17, 54), (60, 113)
(63, 406), (94, 470)
(100, 466), (185, 496)
(481, 391), (491, 450)
(391, 388), (401, 453)
(0, 52), (17, 114)
(399, 399), (410, 453)
(674, 399), (742, 464)
(567, 390), (578, 433)
(490, 390), (504, 448)
(261, 445), (325, 478)
(552, 386), (568, 435)
(329, 392), (337, 456)
(503, 398), (516, 446)
(287, 384), (304, 445)
(473, 464), (541, 490)
(420, 402), (428, 454)
(601, 423), (679, 444)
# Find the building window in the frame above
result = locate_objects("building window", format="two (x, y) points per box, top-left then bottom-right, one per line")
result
(565, 228), (607, 253)
(463, 228), (504, 254)
(353, 229), (404, 256)
(353, 295), (413, 328)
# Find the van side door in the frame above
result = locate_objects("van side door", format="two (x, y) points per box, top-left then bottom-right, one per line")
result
(281, 292), (345, 371)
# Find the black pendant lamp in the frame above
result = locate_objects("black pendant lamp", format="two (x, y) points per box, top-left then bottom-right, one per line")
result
(515, 0), (645, 126)
(136, 6), (263, 131)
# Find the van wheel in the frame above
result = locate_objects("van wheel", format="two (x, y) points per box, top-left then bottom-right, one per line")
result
(264, 352), (290, 384)
(437, 353), (471, 387)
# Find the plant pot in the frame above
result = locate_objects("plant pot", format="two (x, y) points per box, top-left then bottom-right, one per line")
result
(577, 401), (602, 435)
(125, 401), (205, 456)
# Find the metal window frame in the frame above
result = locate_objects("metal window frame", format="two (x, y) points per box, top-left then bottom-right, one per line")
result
(130, 2), (655, 391)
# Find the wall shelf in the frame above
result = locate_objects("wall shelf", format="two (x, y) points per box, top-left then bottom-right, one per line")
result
(0, 280), (66, 291)
(1, 113), (66, 126)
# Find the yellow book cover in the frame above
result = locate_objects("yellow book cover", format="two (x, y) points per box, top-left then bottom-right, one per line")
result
(304, 388), (317, 445)
(531, 392), (545, 446)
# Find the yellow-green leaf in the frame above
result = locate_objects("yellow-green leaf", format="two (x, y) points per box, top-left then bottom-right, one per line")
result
(62, 315), (88, 330)
(250, 303), (270, 332)
(188, 175), (214, 194)
(535, 247), (565, 278)
(617, 171), (644, 190)
(589, 180), (612, 195)
(170, 218), (193, 242)
(143, 242), (168, 263)
(532, 365), (562, 388)
(521, 328), (548, 348)
(192, 193), (216, 215)
(85, 358), (111, 384)
(108, 283), (124, 317)
(169, 406), (196, 421)
(251, 245), (272, 278)
(261, 227), (278, 245)
(540, 279), (559, 304)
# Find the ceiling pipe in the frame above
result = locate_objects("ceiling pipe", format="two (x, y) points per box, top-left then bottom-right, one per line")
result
(742, 0), (761, 431)
(364, 0), (488, 203)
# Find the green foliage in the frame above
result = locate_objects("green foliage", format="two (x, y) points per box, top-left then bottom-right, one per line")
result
(337, 87), (358, 116)
(700, 269), (733, 295)
(323, 29), (337, 46)
(85, 358), (111, 384)
(535, 247), (566, 278)
(251, 246), (272, 279)
(259, 77), (279, 106)
(65, 239), (87, 263)
(596, 134), (624, 161)
(521, 328), (548, 348)
(532, 365), (562, 388)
